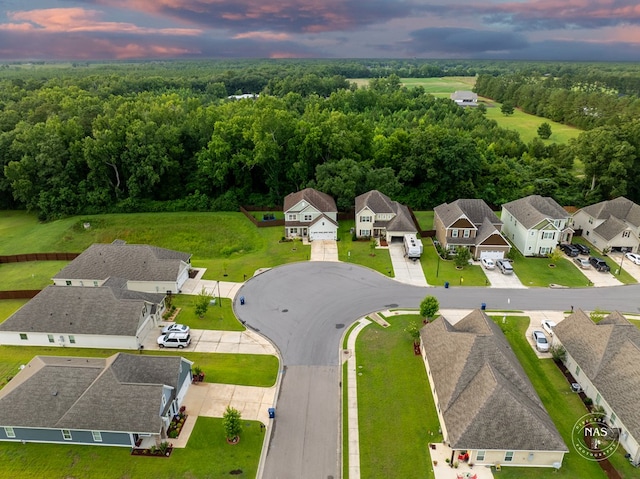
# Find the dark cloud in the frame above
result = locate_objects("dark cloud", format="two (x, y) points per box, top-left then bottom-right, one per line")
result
(403, 27), (529, 55)
(479, 39), (640, 62)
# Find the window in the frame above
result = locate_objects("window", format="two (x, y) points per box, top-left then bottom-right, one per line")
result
(93, 281), (98, 287)
(48, 334), (55, 343)
(596, 393), (601, 405)
(575, 365), (581, 377)
(463, 229), (470, 238)
(92, 431), (102, 442)
(69, 335), (76, 344)
(623, 231), (631, 238)
(62, 430), (72, 440)
(504, 451), (514, 462)
(360, 216), (372, 223)
(359, 230), (371, 237)
(4, 427), (15, 438)
(476, 450), (485, 461)
(588, 217), (593, 224)
(542, 231), (555, 240)
(303, 214), (313, 221)
(451, 230), (459, 238)
(65, 280), (72, 286)
(289, 227), (298, 234)
(19, 333), (27, 341)
(610, 413), (617, 425)
(287, 214), (296, 221)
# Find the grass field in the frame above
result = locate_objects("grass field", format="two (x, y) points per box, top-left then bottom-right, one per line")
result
(0, 299), (27, 322)
(0, 261), (69, 290)
(169, 295), (246, 331)
(421, 239), (488, 287)
(337, 221), (394, 277)
(0, 417), (263, 479)
(412, 211), (434, 230)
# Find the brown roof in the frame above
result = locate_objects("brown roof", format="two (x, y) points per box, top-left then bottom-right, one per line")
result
(356, 190), (416, 233)
(283, 188), (337, 213)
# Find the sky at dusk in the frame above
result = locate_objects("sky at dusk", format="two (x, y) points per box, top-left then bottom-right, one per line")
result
(1, 0), (640, 61)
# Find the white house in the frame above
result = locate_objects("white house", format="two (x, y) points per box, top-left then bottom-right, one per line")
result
(501, 195), (573, 256)
(283, 188), (338, 241)
(572, 197), (640, 253)
(52, 240), (192, 294)
(450, 90), (478, 107)
(0, 279), (165, 349)
(354, 190), (416, 242)
(420, 310), (567, 468)
(554, 310), (640, 464)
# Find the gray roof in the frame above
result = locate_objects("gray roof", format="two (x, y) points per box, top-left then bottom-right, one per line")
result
(593, 215), (631, 241)
(356, 190), (416, 233)
(0, 353), (184, 434)
(53, 242), (191, 282)
(502, 195), (569, 229)
(435, 199), (501, 229)
(283, 188), (337, 213)
(0, 284), (163, 336)
(580, 197), (640, 228)
(355, 190), (395, 215)
(420, 310), (566, 451)
(554, 310), (640, 441)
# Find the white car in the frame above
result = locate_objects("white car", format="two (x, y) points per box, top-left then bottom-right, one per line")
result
(481, 258), (495, 270)
(157, 332), (191, 348)
(496, 259), (513, 275)
(541, 320), (557, 336)
(625, 252), (640, 265)
(161, 323), (190, 335)
(532, 330), (550, 352)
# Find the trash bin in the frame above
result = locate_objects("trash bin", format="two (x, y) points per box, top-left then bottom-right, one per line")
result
(268, 407), (275, 419)
(481, 302), (486, 311)
(444, 281), (449, 289)
(240, 296), (245, 305)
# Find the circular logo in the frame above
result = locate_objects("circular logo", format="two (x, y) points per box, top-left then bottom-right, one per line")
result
(572, 413), (620, 461)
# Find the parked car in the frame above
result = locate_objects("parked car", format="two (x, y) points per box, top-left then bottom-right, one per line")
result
(560, 244), (580, 257)
(589, 256), (611, 272)
(481, 258), (495, 270)
(573, 257), (591, 269)
(157, 332), (191, 348)
(162, 323), (190, 335)
(625, 252), (640, 265)
(573, 243), (590, 255)
(496, 259), (513, 275)
(541, 320), (557, 336)
(532, 330), (550, 352)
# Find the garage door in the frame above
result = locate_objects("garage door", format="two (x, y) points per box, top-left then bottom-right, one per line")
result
(310, 231), (335, 241)
(479, 250), (505, 260)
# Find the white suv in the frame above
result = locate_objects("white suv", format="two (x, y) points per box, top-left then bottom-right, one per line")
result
(496, 259), (513, 275)
(157, 332), (191, 349)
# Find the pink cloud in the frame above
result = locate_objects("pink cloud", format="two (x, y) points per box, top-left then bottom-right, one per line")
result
(233, 31), (291, 41)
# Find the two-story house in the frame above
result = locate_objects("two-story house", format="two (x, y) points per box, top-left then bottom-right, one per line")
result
(354, 190), (416, 242)
(572, 197), (640, 253)
(283, 188), (338, 241)
(501, 195), (573, 256)
(433, 199), (510, 260)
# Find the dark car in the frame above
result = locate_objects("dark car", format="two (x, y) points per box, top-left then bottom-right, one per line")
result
(560, 244), (580, 257)
(573, 243), (590, 255)
(589, 256), (611, 272)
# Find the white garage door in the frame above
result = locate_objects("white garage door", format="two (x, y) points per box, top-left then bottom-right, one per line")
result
(479, 250), (505, 260)
(310, 231), (335, 241)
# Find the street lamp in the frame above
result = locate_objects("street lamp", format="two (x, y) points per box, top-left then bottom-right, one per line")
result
(618, 250), (625, 275)
(436, 253), (440, 278)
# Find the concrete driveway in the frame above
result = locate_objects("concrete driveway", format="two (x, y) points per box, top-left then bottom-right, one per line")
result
(310, 240), (339, 261)
(388, 242), (428, 287)
(567, 256), (623, 287)
(482, 263), (527, 288)
(609, 252), (640, 282)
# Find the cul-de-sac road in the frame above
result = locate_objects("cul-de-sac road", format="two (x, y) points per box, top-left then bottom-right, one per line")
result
(235, 261), (640, 479)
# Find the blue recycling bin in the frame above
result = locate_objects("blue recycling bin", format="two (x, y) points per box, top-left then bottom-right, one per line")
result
(444, 281), (449, 289)
(240, 296), (245, 305)
(481, 302), (486, 311)
(268, 407), (275, 419)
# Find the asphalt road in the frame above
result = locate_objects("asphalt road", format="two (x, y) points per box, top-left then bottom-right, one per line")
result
(235, 261), (640, 479)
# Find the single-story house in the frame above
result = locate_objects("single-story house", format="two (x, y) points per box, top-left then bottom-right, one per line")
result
(53, 240), (192, 294)
(0, 353), (192, 447)
(283, 187), (338, 241)
(572, 197), (640, 253)
(434, 199), (510, 260)
(420, 310), (567, 468)
(450, 91), (478, 107)
(354, 190), (417, 242)
(0, 278), (165, 349)
(501, 195), (573, 256)
(554, 309), (640, 464)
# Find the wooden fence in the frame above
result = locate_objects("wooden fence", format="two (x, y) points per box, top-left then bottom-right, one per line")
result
(240, 206), (285, 228)
(0, 252), (79, 264)
(0, 290), (40, 300)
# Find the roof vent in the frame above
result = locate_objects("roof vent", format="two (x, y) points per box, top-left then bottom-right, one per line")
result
(52, 391), (58, 396)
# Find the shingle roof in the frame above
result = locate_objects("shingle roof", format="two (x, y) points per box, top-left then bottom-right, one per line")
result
(0, 284), (163, 336)
(593, 215), (631, 241)
(386, 203), (417, 233)
(502, 195), (568, 229)
(283, 188), (337, 213)
(53, 242), (191, 282)
(356, 190), (416, 233)
(435, 199), (501, 229)
(554, 310), (640, 441)
(420, 310), (566, 452)
(355, 190), (395, 215)
(580, 197), (640, 228)
(0, 353), (184, 434)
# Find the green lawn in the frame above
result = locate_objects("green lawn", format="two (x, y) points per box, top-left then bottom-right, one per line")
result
(169, 295), (245, 331)
(507, 247), (594, 288)
(337, 221), (394, 277)
(0, 261), (69, 290)
(355, 314), (439, 479)
(421, 239), (488, 286)
(0, 299), (27, 322)
(412, 211), (434, 230)
(0, 417), (263, 479)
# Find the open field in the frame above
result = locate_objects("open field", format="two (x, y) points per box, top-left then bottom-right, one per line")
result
(0, 261), (69, 290)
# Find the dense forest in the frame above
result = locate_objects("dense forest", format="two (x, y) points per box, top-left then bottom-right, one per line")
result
(1, 59), (640, 220)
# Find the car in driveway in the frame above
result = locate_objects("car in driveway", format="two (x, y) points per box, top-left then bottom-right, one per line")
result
(162, 323), (190, 335)
(496, 259), (513, 275)
(589, 256), (611, 272)
(574, 243), (590, 255)
(481, 258), (495, 270)
(541, 320), (557, 336)
(157, 332), (191, 348)
(625, 252), (640, 265)
(560, 244), (580, 257)
(532, 330), (550, 352)
(573, 257), (591, 269)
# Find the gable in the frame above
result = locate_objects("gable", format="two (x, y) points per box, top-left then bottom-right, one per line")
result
(451, 217), (474, 229)
(478, 232), (510, 247)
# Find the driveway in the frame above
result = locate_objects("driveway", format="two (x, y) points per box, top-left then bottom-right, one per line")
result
(310, 239), (339, 261)
(568, 256), (623, 287)
(609, 252), (640, 282)
(388, 242), (428, 287)
(482, 263), (527, 288)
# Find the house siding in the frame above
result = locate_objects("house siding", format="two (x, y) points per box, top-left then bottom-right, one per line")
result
(0, 427), (132, 446)
(0, 332), (139, 349)
(471, 449), (565, 468)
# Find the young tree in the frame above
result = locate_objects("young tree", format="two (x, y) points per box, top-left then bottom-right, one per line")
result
(405, 321), (421, 346)
(194, 287), (212, 318)
(537, 122), (552, 139)
(222, 406), (243, 441)
(454, 248), (472, 268)
(500, 101), (515, 116)
(420, 295), (440, 322)
(369, 237), (377, 256)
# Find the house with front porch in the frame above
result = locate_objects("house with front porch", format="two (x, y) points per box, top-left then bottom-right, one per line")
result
(554, 309), (640, 465)
(450, 91), (478, 107)
(283, 188), (338, 241)
(572, 197), (640, 253)
(434, 199), (510, 260)
(420, 310), (567, 468)
(0, 353), (192, 448)
(354, 190), (417, 242)
(501, 195), (573, 256)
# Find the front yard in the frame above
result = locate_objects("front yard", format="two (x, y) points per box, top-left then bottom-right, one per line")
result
(168, 295), (245, 331)
(421, 239), (488, 286)
(337, 220), (394, 277)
